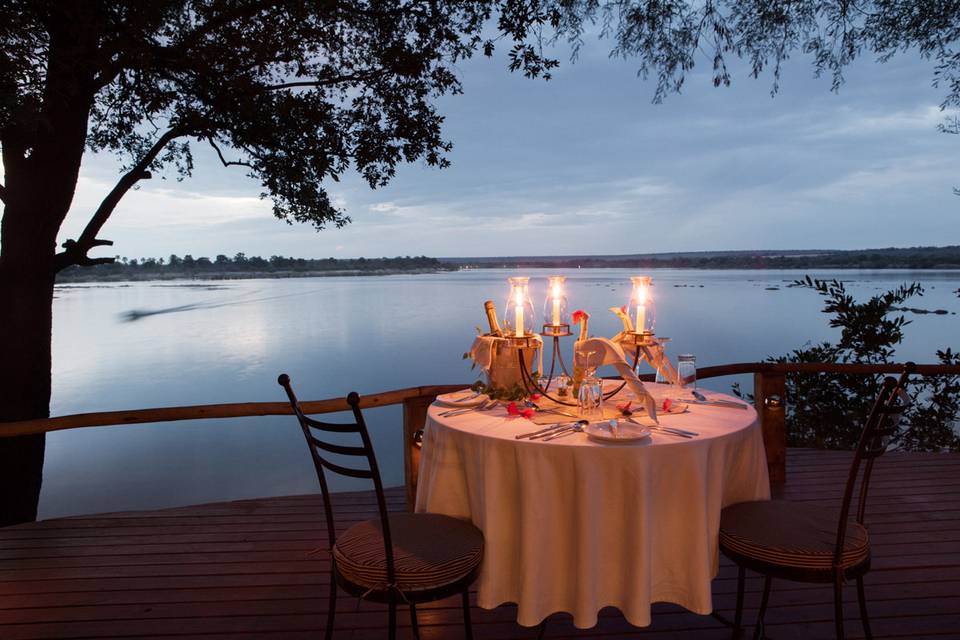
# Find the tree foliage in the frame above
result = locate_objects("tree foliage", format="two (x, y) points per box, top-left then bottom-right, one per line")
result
(741, 277), (960, 452)
(0, 1), (564, 270)
(5, 2), (960, 270)
(547, 1), (960, 108)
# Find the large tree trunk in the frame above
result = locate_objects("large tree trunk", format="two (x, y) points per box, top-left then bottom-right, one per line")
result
(0, 256), (54, 526)
(0, 1), (101, 526)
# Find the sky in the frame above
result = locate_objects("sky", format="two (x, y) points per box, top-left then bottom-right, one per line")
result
(55, 40), (960, 259)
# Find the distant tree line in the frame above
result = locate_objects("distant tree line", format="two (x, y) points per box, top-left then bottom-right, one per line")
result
(455, 246), (960, 271)
(57, 254), (452, 282)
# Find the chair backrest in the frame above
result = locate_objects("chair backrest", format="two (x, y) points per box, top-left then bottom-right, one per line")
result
(277, 374), (396, 585)
(833, 363), (914, 567)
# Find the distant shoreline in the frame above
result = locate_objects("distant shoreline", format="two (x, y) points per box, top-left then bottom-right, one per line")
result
(54, 246), (960, 283)
(444, 246), (960, 271)
(55, 267), (449, 284)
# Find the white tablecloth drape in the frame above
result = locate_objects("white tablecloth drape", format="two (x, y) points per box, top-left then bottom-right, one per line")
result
(415, 385), (770, 628)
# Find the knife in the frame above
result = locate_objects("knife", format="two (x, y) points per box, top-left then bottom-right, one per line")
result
(515, 422), (569, 440)
(626, 416), (698, 437)
(669, 397), (749, 410)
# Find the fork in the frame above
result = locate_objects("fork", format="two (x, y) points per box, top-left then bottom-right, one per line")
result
(439, 399), (490, 417)
(526, 401), (579, 419)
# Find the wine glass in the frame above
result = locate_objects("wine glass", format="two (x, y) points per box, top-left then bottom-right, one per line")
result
(677, 354), (697, 396)
(578, 366), (603, 419)
(654, 337), (672, 385)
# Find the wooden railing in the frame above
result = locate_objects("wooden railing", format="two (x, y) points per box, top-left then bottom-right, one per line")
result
(2, 363), (958, 509)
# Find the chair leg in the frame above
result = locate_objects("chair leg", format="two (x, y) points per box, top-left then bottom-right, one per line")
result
(462, 588), (474, 640)
(834, 572), (845, 640)
(752, 576), (772, 640)
(388, 600), (397, 640)
(856, 576), (873, 640)
(536, 617), (548, 639)
(410, 602), (420, 640)
(732, 565), (745, 639)
(324, 573), (337, 640)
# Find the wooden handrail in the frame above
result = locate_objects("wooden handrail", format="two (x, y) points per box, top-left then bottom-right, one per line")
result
(3, 362), (957, 438)
(0, 384), (467, 438)
(697, 362), (960, 379)
(1, 361), (956, 510)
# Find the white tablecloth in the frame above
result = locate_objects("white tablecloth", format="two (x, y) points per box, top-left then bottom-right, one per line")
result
(415, 384), (770, 628)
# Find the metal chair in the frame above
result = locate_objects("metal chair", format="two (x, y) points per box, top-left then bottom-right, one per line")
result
(278, 374), (483, 640)
(719, 364), (914, 640)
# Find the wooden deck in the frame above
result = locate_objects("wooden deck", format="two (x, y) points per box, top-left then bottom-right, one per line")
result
(0, 449), (957, 639)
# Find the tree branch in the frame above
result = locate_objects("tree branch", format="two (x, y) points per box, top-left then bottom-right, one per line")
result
(55, 126), (184, 271)
(208, 139), (254, 169)
(95, 4), (274, 87)
(263, 70), (385, 91)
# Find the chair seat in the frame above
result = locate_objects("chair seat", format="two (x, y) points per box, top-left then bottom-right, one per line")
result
(720, 500), (869, 571)
(333, 513), (483, 593)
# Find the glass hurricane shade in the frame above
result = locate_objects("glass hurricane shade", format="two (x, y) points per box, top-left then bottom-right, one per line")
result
(629, 276), (656, 334)
(543, 275), (569, 327)
(504, 276), (535, 337)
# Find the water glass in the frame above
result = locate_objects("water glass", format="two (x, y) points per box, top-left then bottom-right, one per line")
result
(578, 370), (603, 418)
(553, 374), (571, 397)
(677, 354), (697, 393)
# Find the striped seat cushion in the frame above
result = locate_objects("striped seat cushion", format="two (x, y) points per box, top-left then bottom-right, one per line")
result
(333, 513), (483, 592)
(720, 500), (869, 571)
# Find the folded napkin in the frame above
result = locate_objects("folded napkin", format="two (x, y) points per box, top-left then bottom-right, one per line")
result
(469, 335), (498, 371)
(575, 337), (658, 423)
(611, 333), (679, 386)
(469, 334), (544, 375)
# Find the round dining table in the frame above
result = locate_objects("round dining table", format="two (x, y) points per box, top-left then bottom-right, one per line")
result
(414, 383), (771, 629)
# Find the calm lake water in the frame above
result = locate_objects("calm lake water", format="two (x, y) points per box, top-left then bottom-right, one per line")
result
(42, 268), (960, 519)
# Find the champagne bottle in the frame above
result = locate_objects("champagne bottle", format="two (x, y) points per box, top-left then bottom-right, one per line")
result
(572, 311), (590, 396)
(483, 300), (503, 337)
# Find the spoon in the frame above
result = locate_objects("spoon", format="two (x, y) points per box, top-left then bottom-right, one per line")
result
(542, 420), (589, 441)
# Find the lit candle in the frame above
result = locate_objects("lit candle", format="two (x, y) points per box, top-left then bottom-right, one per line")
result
(551, 281), (561, 326)
(515, 288), (524, 337)
(636, 283), (646, 333)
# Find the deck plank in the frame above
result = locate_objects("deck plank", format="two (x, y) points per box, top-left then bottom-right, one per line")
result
(1, 449), (958, 639)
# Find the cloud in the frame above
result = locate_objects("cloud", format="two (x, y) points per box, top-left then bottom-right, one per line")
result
(802, 105), (957, 140)
(39, 47), (960, 259)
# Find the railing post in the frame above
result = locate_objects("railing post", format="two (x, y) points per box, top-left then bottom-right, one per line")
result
(402, 394), (434, 512)
(754, 371), (786, 487)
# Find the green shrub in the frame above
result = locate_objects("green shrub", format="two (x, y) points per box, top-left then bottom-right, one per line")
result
(737, 276), (960, 452)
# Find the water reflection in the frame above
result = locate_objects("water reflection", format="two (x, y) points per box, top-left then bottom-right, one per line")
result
(42, 269), (960, 518)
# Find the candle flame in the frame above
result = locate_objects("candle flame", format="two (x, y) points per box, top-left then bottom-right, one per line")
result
(552, 282), (562, 299)
(634, 283), (647, 304)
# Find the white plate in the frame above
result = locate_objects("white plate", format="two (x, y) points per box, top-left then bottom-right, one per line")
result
(584, 421), (651, 443)
(435, 390), (488, 407)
